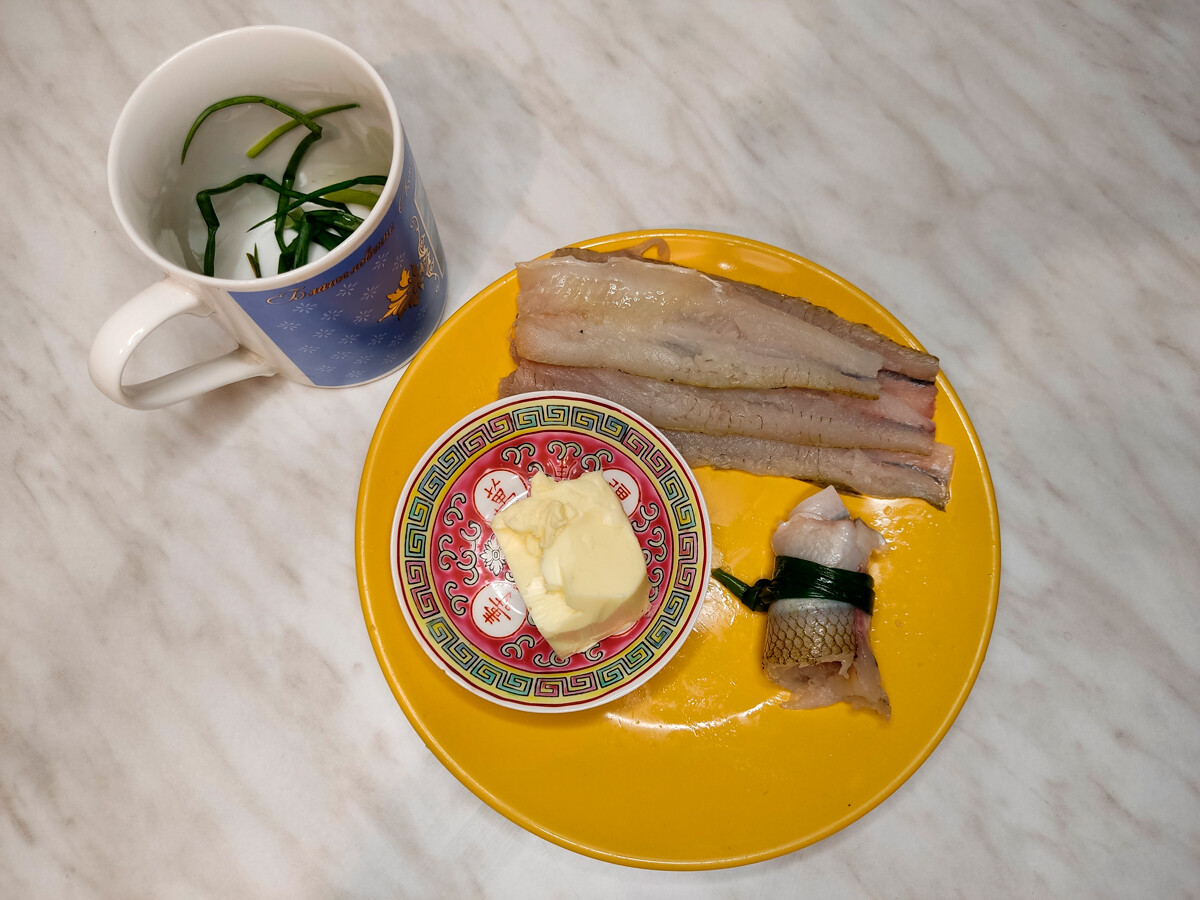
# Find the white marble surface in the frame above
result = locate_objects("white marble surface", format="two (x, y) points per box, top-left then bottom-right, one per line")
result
(3, 0), (1199, 895)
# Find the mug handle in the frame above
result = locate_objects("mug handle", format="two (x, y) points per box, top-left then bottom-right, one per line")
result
(88, 278), (275, 409)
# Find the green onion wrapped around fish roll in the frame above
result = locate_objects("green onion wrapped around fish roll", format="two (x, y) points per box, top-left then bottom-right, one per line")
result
(713, 486), (891, 717)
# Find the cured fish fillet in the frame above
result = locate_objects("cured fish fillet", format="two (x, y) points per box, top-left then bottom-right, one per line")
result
(879, 370), (938, 420)
(499, 359), (936, 454)
(514, 254), (884, 395)
(553, 245), (941, 383)
(740, 284), (940, 383)
(664, 430), (954, 509)
(762, 487), (891, 716)
(504, 243), (953, 506)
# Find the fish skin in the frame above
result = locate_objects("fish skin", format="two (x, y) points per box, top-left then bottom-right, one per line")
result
(764, 608), (891, 716)
(499, 359), (936, 454)
(763, 597), (857, 669)
(664, 430), (954, 509)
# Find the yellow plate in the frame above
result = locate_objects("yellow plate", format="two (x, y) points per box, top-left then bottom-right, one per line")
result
(356, 229), (1000, 869)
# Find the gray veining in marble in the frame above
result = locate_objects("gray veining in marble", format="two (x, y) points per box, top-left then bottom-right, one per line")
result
(2, 0), (1199, 896)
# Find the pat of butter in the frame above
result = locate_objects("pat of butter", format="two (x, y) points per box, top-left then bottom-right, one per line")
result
(490, 471), (651, 658)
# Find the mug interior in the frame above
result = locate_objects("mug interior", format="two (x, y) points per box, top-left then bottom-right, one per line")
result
(109, 26), (397, 284)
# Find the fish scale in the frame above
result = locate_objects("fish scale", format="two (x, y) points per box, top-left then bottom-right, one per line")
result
(763, 597), (857, 668)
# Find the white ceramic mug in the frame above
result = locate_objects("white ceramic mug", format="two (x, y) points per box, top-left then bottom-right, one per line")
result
(91, 26), (446, 409)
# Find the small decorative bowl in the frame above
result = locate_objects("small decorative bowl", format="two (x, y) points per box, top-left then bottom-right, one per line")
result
(389, 390), (712, 712)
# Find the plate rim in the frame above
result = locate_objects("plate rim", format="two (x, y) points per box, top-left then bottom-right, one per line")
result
(356, 228), (1001, 869)
(386, 388), (713, 713)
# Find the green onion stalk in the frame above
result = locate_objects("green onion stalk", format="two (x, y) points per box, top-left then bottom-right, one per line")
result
(712, 556), (875, 615)
(181, 95), (385, 277)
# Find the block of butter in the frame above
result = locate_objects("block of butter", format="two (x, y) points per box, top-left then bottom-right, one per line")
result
(489, 471), (651, 658)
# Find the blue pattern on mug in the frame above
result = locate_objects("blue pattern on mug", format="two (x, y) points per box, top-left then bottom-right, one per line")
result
(228, 134), (446, 387)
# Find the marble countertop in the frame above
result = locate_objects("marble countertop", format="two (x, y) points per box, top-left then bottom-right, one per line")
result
(4, 0), (1198, 896)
